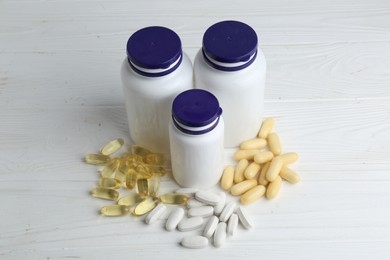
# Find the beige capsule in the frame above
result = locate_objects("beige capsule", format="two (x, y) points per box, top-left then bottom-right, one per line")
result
(254, 151), (274, 164)
(279, 152), (299, 165)
(258, 118), (274, 139)
(117, 193), (145, 206)
(221, 166), (235, 190)
(258, 162), (270, 186)
(240, 138), (267, 150)
(100, 205), (130, 216)
(85, 154), (111, 165)
(133, 197), (157, 216)
(266, 156), (283, 182)
(266, 176), (282, 199)
(230, 179), (258, 196)
(101, 138), (124, 156)
(233, 150), (259, 161)
(280, 166), (301, 184)
(98, 178), (122, 189)
(91, 187), (119, 201)
(240, 185), (266, 205)
(234, 159), (248, 183)
(268, 133), (282, 156)
(244, 162), (261, 179)
(159, 193), (189, 205)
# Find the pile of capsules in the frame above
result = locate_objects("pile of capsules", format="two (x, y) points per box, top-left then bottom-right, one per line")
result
(220, 117), (301, 204)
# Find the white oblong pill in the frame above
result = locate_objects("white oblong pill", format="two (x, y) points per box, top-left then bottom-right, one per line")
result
(178, 217), (204, 232)
(165, 207), (185, 231)
(145, 204), (167, 224)
(187, 199), (206, 208)
(237, 206), (254, 229)
(176, 188), (199, 197)
(203, 216), (219, 238)
(214, 222), (227, 247)
(219, 201), (236, 222)
(195, 191), (221, 206)
(214, 192), (226, 215)
(181, 236), (209, 249)
(227, 213), (238, 236)
(188, 206), (214, 218)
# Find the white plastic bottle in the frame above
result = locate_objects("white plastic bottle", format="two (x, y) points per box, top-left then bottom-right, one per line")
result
(169, 89), (224, 188)
(121, 26), (193, 154)
(194, 20), (267, 147)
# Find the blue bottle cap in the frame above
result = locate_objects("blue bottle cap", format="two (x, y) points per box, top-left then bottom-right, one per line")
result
(172, 89), (223, 135)
(202, 21), (258, 71)
(126, 26), (183, 77)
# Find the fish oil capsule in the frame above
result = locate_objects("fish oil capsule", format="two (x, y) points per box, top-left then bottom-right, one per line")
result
(91, 187), (119, 201)
(101, 138), (124, 155)
(100, 205), (130, 216)
(233, 149), (259, 161)
(148, 172), (161, 198)
(133, 197), (157, 216)
(266, 156), (283, 182)
(117, 193), (145, 206)
(136, 178), (149, 196)
(240, 185), (266, 205)
(258, 162), (270, 186)
(279, 152), (299, 165)
(280, 166), (301, 184)
(258, 117), (274, 139)
(85, 154), (111, 165)
(221, 165), (234, 190)
(101, 159), (121, 179)
(266, 176), (282, 199)
(147, 165), (167, 176)
(98, 178), (122, 189)
(145, 153), (166, 165)
(234, 159), (248, 184)
(254, 151), (274, 164)
(131, 145), (152, 159)
(230, 179), (257, 196)
(244, 162), (261, 179)
(135, 164), (152, 179)
(125, 168), (138, 189)
(121, 153), (143, 162)
(159, 193), (189, 205)
(240, 138), (267, 150)
(268, 133), (282, 156)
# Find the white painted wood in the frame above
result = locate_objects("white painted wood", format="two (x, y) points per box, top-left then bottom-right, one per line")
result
(1, 0), (390, 259)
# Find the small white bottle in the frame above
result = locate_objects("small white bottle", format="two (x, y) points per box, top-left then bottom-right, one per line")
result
(169, 89), (224, 188)
(194, 20), (267, 147)
(121, 26), (193, 154)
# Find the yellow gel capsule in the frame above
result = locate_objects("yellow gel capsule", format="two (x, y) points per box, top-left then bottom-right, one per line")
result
(279, 152), (299, 165)
(258, 162), (270, 186)
(244, 162), (261, 179)
(136, 164), (152, 179)
(254, 151), (274, 164)
(118, 193), (145, 206)
(159, 193), (189, 205)
(145, 153), (166, 165)
(122, 153), (143, 162)
(147, 165), (167, 176)
(101, 159), (120, 178)
(280, 166), (301, 184)
(240, 138), (267, 150)
(98, 178), (122, 189)
(258, 117), (274, 139)
(240, 185), (266, 205)
(131, 145), (152, 159)
(230, 179), (258, 196)
(101, 138), (124, 155)
(91, 187), (119, 201)
(136, 178), (149, 196)
(233, 150), (259, 161)
(266, 176), (282, 199)
(85, 154), (111, 165)
(266, 156), (283, 182)
(125, 169), (138, 189)
(133, 197), (157, 216)
(234, 159), (248, 183)
(268, 133), (282, 156)
(148, 172), (161, 198)
(100, 205), (130, 216)
(221, 165), (235, 190)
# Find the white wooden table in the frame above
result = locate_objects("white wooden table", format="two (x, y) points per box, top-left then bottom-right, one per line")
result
(1, 0), (390, 259)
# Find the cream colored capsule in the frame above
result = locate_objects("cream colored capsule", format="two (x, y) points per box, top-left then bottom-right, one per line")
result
(240, 185), (266, 205)
(230, 179), (257, 196)
(240, 138), (267, 150)
(234, 159), (248, 183)
(268, 133), (282, 156)
(266, 176), (282, 199)
(221, 165), (235, 190)
(254, 151), (274, 164)
(233, 150), (259, 161)
(258, 162), (270, 186)
(244, 162), (261, 179)
(266, 156), (283, 182)
(279, 152), (299, 165)
(258, 118), (274, 139)
(280, 166), (301, 184)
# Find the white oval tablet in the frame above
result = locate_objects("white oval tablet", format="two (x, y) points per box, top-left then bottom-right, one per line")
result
(214, 192), (226, 215)
(219, 201), (236, 222)
(145, 204), (167, 224)
(165, 207), (185, 231)
(176, 188), (199, 197)
(227, 213), (238, 236)
(178, 217), (204, 232)
(203, 216), (219, 238)
(214, 222), (227, 247)
(188, 206), (214, 218)
(187, 199), (206, 208)
(195, 191), (221, 206)
(237, 206), (254, 229)
(181, 236), (209, 249)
